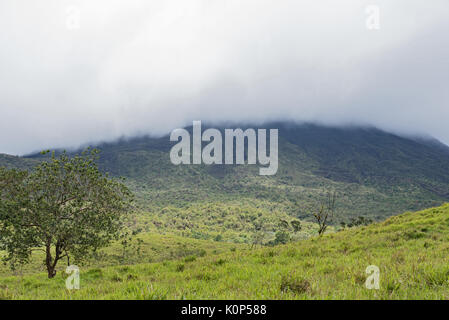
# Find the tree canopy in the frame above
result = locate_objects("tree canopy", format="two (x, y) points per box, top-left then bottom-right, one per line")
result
(0, 149), (133, 278)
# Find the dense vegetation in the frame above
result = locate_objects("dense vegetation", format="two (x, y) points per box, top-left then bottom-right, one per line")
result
(16, 123), (449, 229)
(1, 204), (449, 299)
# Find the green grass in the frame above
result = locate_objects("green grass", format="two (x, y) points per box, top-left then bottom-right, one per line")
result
(0, 233), (242, 277)
(2, 204), (449, 299)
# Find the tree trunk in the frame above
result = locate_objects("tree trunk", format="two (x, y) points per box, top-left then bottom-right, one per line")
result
(45, 241), (57, 278)
(47, 265), (56, 278)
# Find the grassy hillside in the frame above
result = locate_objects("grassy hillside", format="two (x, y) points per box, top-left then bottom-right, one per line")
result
(1, 204), (449, 299)
(0, 233), (243, 277)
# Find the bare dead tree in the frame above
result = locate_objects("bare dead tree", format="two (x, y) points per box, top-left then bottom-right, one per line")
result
(311, 191), (337, 236)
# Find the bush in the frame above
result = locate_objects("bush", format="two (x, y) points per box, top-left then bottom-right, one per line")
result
(184, 255), (197, 263)
(176, 264), (185, 272)
(213, 258), (226, 266)
(274, 231), (291, 245)
(280, 273), (311, 295)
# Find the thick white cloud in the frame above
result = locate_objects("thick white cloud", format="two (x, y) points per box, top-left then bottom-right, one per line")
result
(0, 0), (448, 154)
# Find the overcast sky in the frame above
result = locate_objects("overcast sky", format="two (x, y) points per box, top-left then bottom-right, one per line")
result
(0, 0), (448, 155)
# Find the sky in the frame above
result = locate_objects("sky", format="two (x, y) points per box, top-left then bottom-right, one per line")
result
(0, 0), (448, 155)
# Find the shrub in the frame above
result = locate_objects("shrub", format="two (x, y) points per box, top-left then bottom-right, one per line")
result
(213, 258), (226, 266)
(184, 256), (197, 263)
(280, 273), (311, 295)
(274, 231), (291, 245)
(176, 264), (185, 272)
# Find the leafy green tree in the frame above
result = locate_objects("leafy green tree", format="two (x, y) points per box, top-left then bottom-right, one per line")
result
(273, 231), (290, 245)
(290, 220), (302, 233)
(279, 219), (290, 230)
(0, 149), (133, 278)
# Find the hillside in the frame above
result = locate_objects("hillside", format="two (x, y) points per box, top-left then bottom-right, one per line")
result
(0, 153), (39, 170)
(1, 204), (449, 299)
(2, 123), (449, 243)
(0, 233), (243, 277)
(22, 123), (449, 222)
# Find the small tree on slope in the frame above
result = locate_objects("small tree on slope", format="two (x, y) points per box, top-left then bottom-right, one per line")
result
(311, 191), (336, 236)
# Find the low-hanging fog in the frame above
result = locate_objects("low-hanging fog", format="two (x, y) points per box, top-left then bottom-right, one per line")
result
(0, 0), (448, 155)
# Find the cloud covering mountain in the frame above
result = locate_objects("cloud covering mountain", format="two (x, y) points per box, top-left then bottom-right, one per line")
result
(0, 0), (448, 154)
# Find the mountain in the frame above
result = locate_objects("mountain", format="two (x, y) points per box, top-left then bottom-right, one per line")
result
(0, 153), (39, 170)
(2, 122), (449, 240)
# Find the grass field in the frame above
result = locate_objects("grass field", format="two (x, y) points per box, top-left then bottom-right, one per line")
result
(0, 233), (243, 278)
(1, 204), (448, 299)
